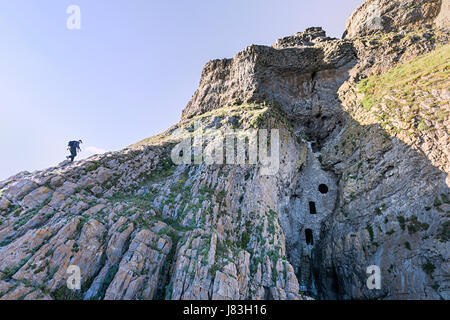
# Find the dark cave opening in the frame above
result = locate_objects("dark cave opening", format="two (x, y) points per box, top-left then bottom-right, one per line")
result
(328, 267), (340, 299)
(318, 184), (329, 194)
(308, 201), (317, 214)
(295, 111), (344, 154)
(305, 229), (314, 245)
(311, 142), (320, 153)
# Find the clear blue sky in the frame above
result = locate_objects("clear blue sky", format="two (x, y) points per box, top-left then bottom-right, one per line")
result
(0, 0), (363, 181)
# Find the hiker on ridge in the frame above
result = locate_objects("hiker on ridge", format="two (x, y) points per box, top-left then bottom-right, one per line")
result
(67, 140), (82, 162)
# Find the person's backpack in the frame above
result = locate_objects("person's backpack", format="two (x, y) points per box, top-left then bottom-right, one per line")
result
(68, 141), (77, 148)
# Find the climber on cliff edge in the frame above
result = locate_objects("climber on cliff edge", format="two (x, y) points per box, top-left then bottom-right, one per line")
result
(66, 140), (82, 162)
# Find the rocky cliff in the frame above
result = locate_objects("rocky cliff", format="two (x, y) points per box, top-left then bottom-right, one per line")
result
(0, 0), (449, 300)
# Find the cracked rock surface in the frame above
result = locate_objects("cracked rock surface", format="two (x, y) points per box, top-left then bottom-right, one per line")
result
(0, 0), (449, 300)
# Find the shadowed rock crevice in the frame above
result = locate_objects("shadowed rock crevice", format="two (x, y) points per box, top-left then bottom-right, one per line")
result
(309, 115), (449, 299)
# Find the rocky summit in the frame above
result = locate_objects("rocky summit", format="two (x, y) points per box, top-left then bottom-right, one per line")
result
(0, 0), (449, 300)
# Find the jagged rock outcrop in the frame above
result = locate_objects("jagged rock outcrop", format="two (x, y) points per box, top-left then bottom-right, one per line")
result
(181, 27), (355, 121)
(436, 0), (450, 29)
(343, 0), (449, 38)
(0, 0), (449, 300)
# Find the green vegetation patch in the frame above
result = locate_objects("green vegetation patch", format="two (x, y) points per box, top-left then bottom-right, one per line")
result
(422, 261), (436, 277)
(407, 216), (429, 234)
(436, 221), (450, 242)
(140, 158), (176, 185)
(366, 224), (374, 242)
(356, 44), (450, 136)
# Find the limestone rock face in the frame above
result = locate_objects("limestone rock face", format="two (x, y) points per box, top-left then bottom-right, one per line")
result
(181, 27), (355, 121)
(0, 1), (449, 300)
(344, 0), (448, 38)
(436, 0), (450, 29)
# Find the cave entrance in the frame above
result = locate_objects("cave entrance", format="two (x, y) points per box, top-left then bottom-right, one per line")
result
(318, 184), (328, 194)
(305, 229), (314, 245)
(309, 201), (317, 214)
(311, 142), (320, 153)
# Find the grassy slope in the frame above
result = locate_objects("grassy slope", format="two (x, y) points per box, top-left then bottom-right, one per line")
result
(354, 44), (449, 137)
(130, 103), (274, 148)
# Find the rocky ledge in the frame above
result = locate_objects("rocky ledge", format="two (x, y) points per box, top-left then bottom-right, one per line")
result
(0, 0), (449, 300)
